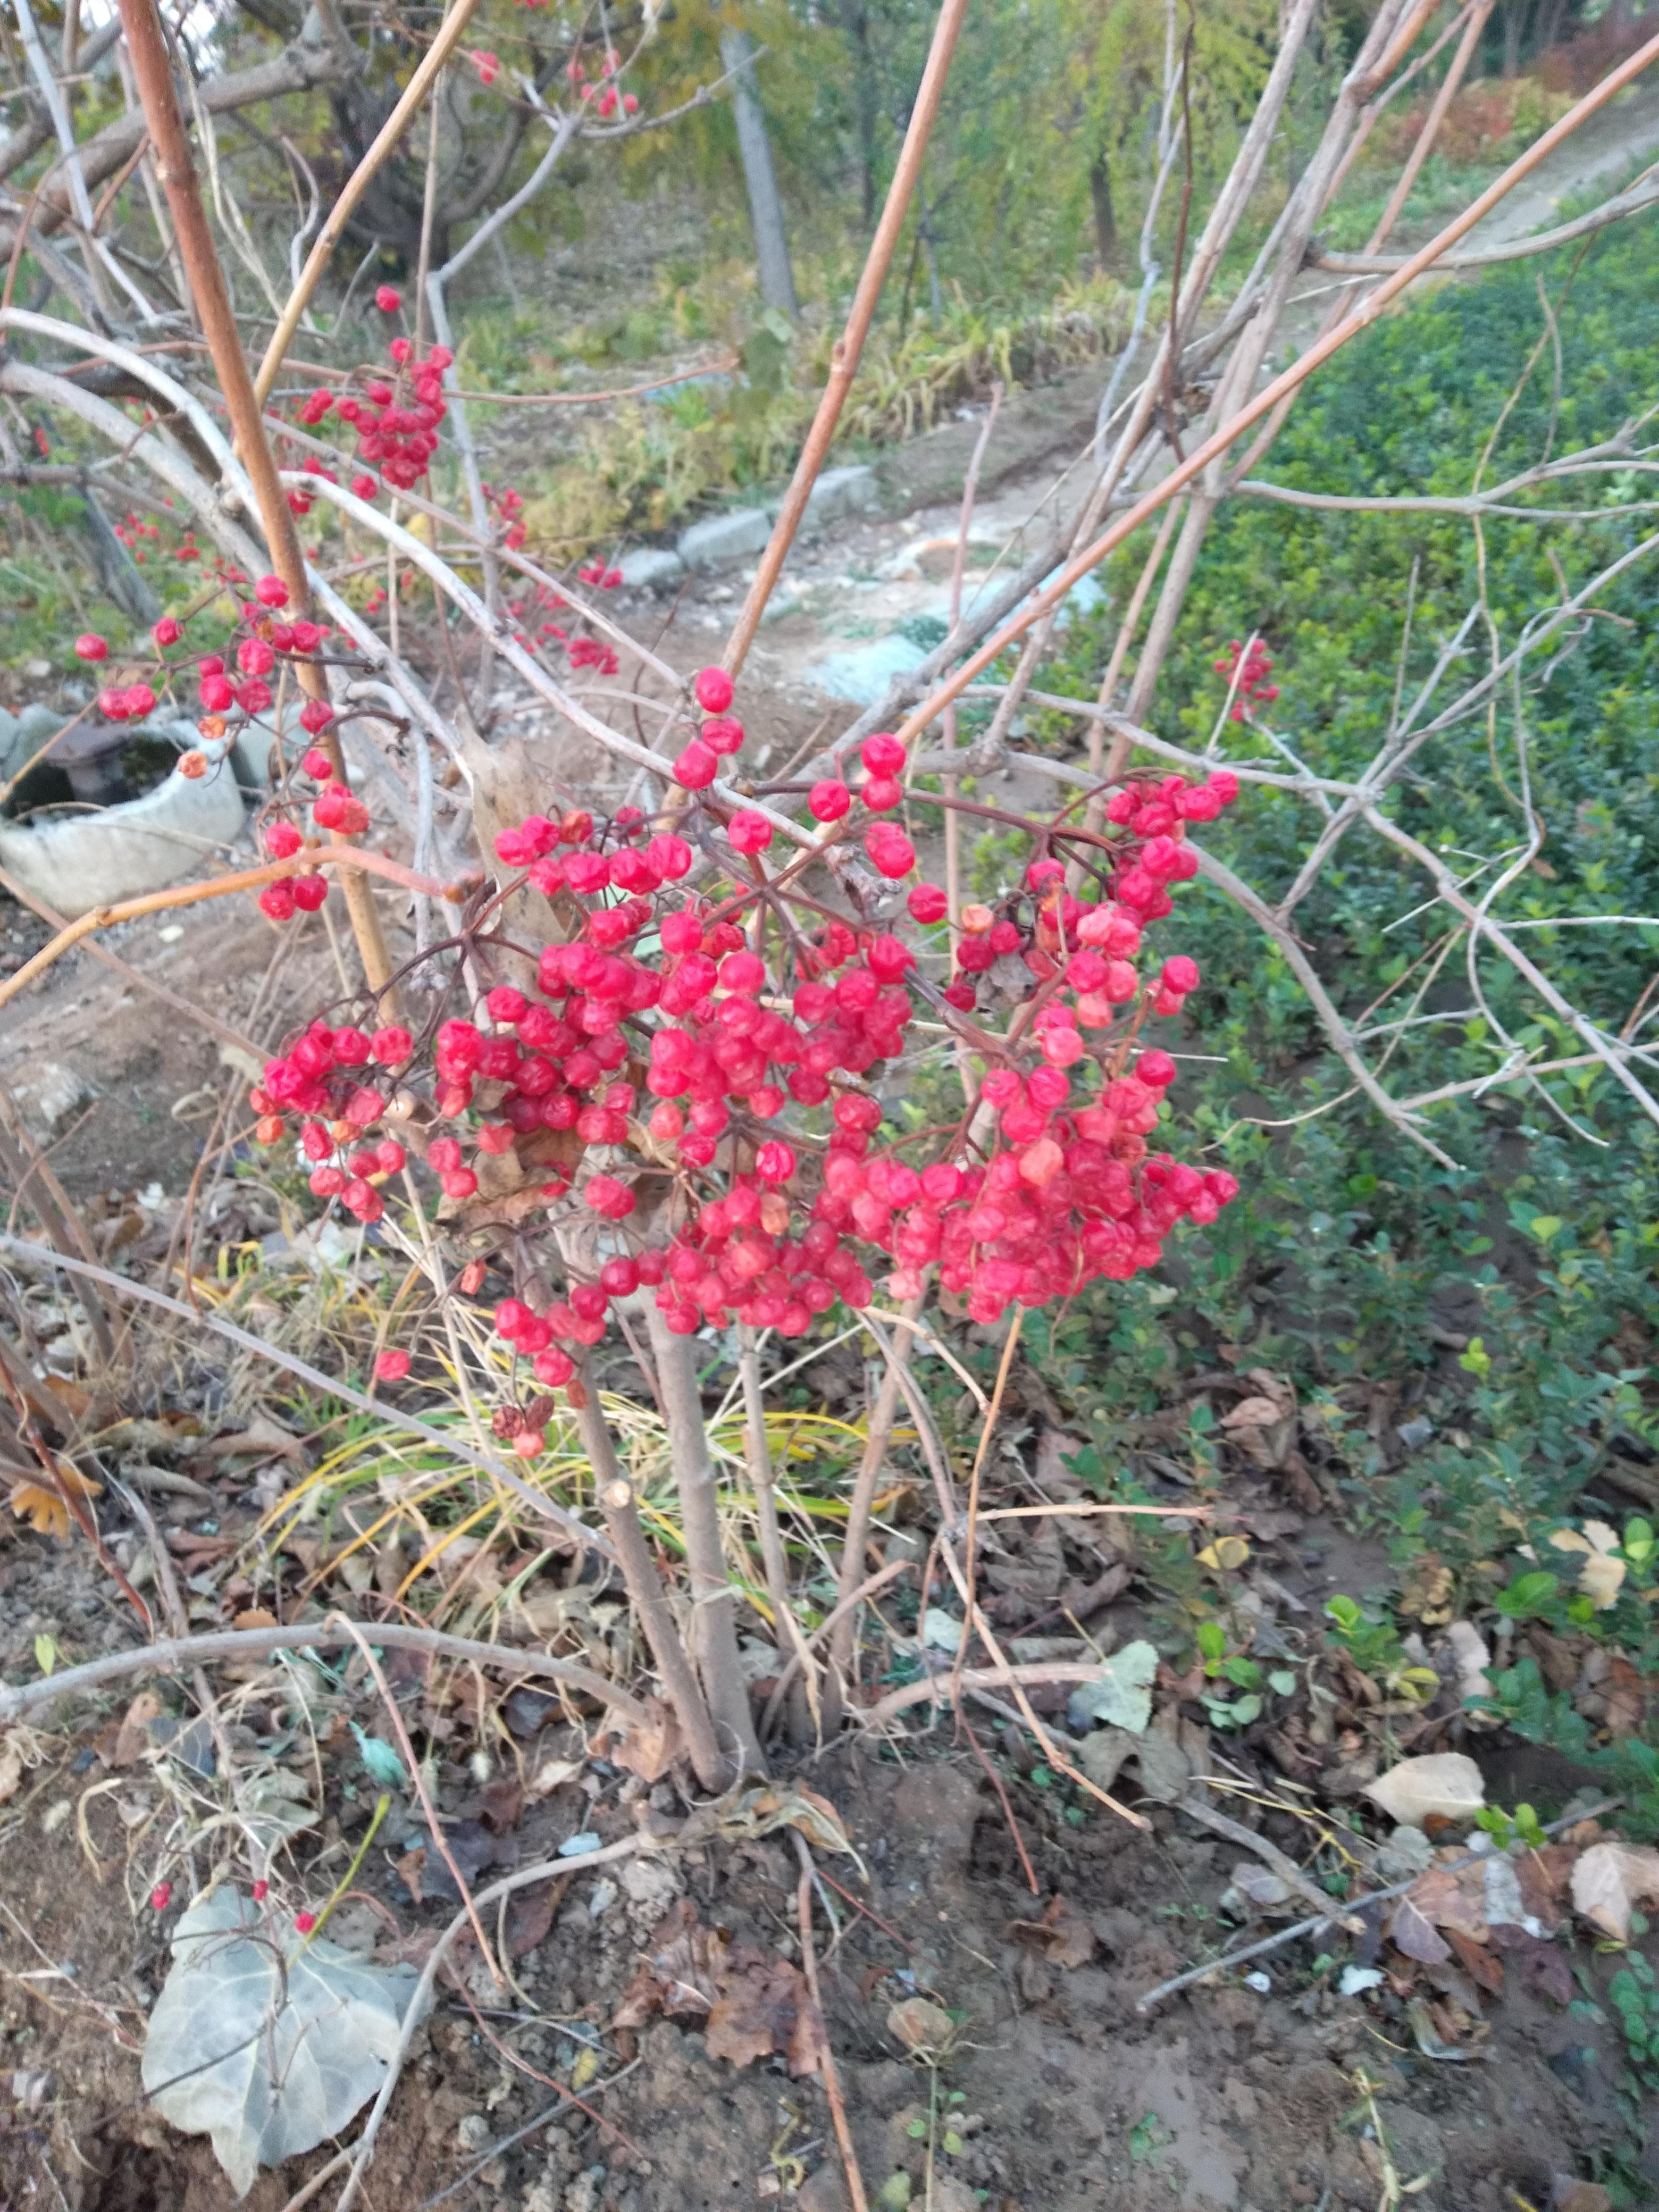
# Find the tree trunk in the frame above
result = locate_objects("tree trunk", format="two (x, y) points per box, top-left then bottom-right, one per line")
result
(719, 29), (798, 319)
(836, 0), (880, 229)
(1089, 150), (1118, 269)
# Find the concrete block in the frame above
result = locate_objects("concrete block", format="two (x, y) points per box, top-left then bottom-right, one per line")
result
(801, 464), (881, 531)
(677, 506), (774, 571)
(616, 546), (686, 592)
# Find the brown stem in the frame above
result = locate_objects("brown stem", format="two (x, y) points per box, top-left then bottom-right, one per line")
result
(721, 0), (969, 677)
(0, 846), (467, 1017)
(827, 1291), (924, 1694)
(568, 1354), (729, 1794)
(739, 1328), (812, 1740)
(946, 1307), (1023, 1712)
(644, 1306), (765, 1778)
(793, 1831), (869, 2212)
(114, 0), (397, 1008)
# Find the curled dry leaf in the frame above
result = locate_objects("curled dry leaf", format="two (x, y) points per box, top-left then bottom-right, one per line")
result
(7, 1463), (100, 1541)
(1003, 1893), (1095, 1970)
(1388, 1895), (1452, 1965)
(0, 1733), (23, 1805)
(1570, 1839), (1659, 1943)
(1549, 1523), (1626, 1611)
(1362, 1753), (1485, 1829)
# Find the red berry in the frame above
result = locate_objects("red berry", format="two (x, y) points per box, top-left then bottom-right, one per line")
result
(74, 632), (108, 662)
(808, 780), (851, 823)
(153, 616), (181, 648)
(252, 1880), (269, 1903)
(674, 739), (717, 790)
(255, 574), (289, 609)
(299, 699), (333, 734)
(701, 715), (744, 756)
(908, 882), (949, 924)
(374, 286), (401, 313)
(727, 810), (773, 856)
(861, 732), (904, 775)
(862, 775), (904, 811)
(294, 1911), (316, 1934)
(301, 748), (333, 780)
(265, 821), (303, 858)
(693, 666), (733, 714)
(150, 1881), (172, 1911)
(375, 1349), (411, 1381)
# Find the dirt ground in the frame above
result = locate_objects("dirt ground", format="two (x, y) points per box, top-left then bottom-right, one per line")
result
(0, 1478), (1648, 2212)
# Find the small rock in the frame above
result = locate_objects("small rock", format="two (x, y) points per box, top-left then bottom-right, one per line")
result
(456, 2114), (491, 2152)
(798, 2163), (850, 2212)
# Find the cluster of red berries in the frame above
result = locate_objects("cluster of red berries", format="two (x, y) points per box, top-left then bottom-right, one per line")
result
(112, 510), (163, 564)
(195, 574), (333, 727)
(469, 47), (500, 83)
(249, 1021), (414, 1220)
(1213, 637), (1278, 720)
(578, 562), (624, 590)
(295, 338), (454, 495)
(568, 46), (639, 114)
(252, 666), (1243, 1446)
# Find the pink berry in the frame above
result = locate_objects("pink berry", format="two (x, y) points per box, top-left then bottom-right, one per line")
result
(152, 616), (181, 648)
(808, 780), (851, 823)
(908, 882), (948, 924)
(351, 474), (378, 500)
(693, 666), (733, 714)
(265, 821), (303, 858)
(150, 1881), (172, 1911)
(74, 632), (108, 662)
(301, 748), (332, 780)
(255, 574), (289, 609)
(294, 1911), (316, 1934)
(374, 286), (401, 313)
(375, 1349), (411, 1381)
(252, 1880), (269, 1903)
(860, 732), (904, 775)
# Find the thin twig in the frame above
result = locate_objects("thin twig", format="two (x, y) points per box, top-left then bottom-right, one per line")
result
(793, 1831), (869, 2212)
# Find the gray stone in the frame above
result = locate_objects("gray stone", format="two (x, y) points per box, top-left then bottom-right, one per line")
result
(616, 545), (685, 592)
(801, 463), (881, 531)
(677, 505), (774, 571)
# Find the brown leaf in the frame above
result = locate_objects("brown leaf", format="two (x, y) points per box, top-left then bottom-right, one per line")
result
(479, 1777), (524, 1833)
(7, 1463), (100, 1540)
(1514, 1844), (1575, 1934)
(393, 1845), (427, 1906)
(1004, 1893), (1095, 1971)
(1407, 1861), (1490, 1939)
(612, 1900), (730, 2027)
(232, 1607), (280, 1631)
(610, 1694), (683, 1785)
(111, 1690), (163, 1769)
(505, 1874), (569, 1959)
(706, 1952), (807, 2070)
(1488, 1924), (1573, 2007)
(0, 1735), (24, 1805)
(1445, 1927), (1503, 1995)
(1388, 1896), (1452, 1965)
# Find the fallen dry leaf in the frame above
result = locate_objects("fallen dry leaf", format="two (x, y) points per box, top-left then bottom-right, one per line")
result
(1445, 1928), (1504, 1994)
(713, 1782), (855, 1856)
(706, 1954), (809, 2071)
(231, 1608), (280, 1632)
(1362, 1753), (1485, 1828)
(1406, 1862), (1490, 1940)
(111, 1690), (165, 1769)
(0, 1735), (23, 1804)
(1570, 1839), (1659, 1942)
(1489, 1924), (1573, 2006)
(393, 1846), (426, 1907)
(610, 1695), (682, 1785)
(7, 1462), (100, 1541)
(613, 1901), (730, 2028)
(1003, 1894), (1095, 1970)
(1388, 1896), (1452, 1965)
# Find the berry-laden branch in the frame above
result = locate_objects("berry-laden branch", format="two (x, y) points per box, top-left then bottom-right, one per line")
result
(115, 0), (397, 1006)
(231, 644), (1244, 1763)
